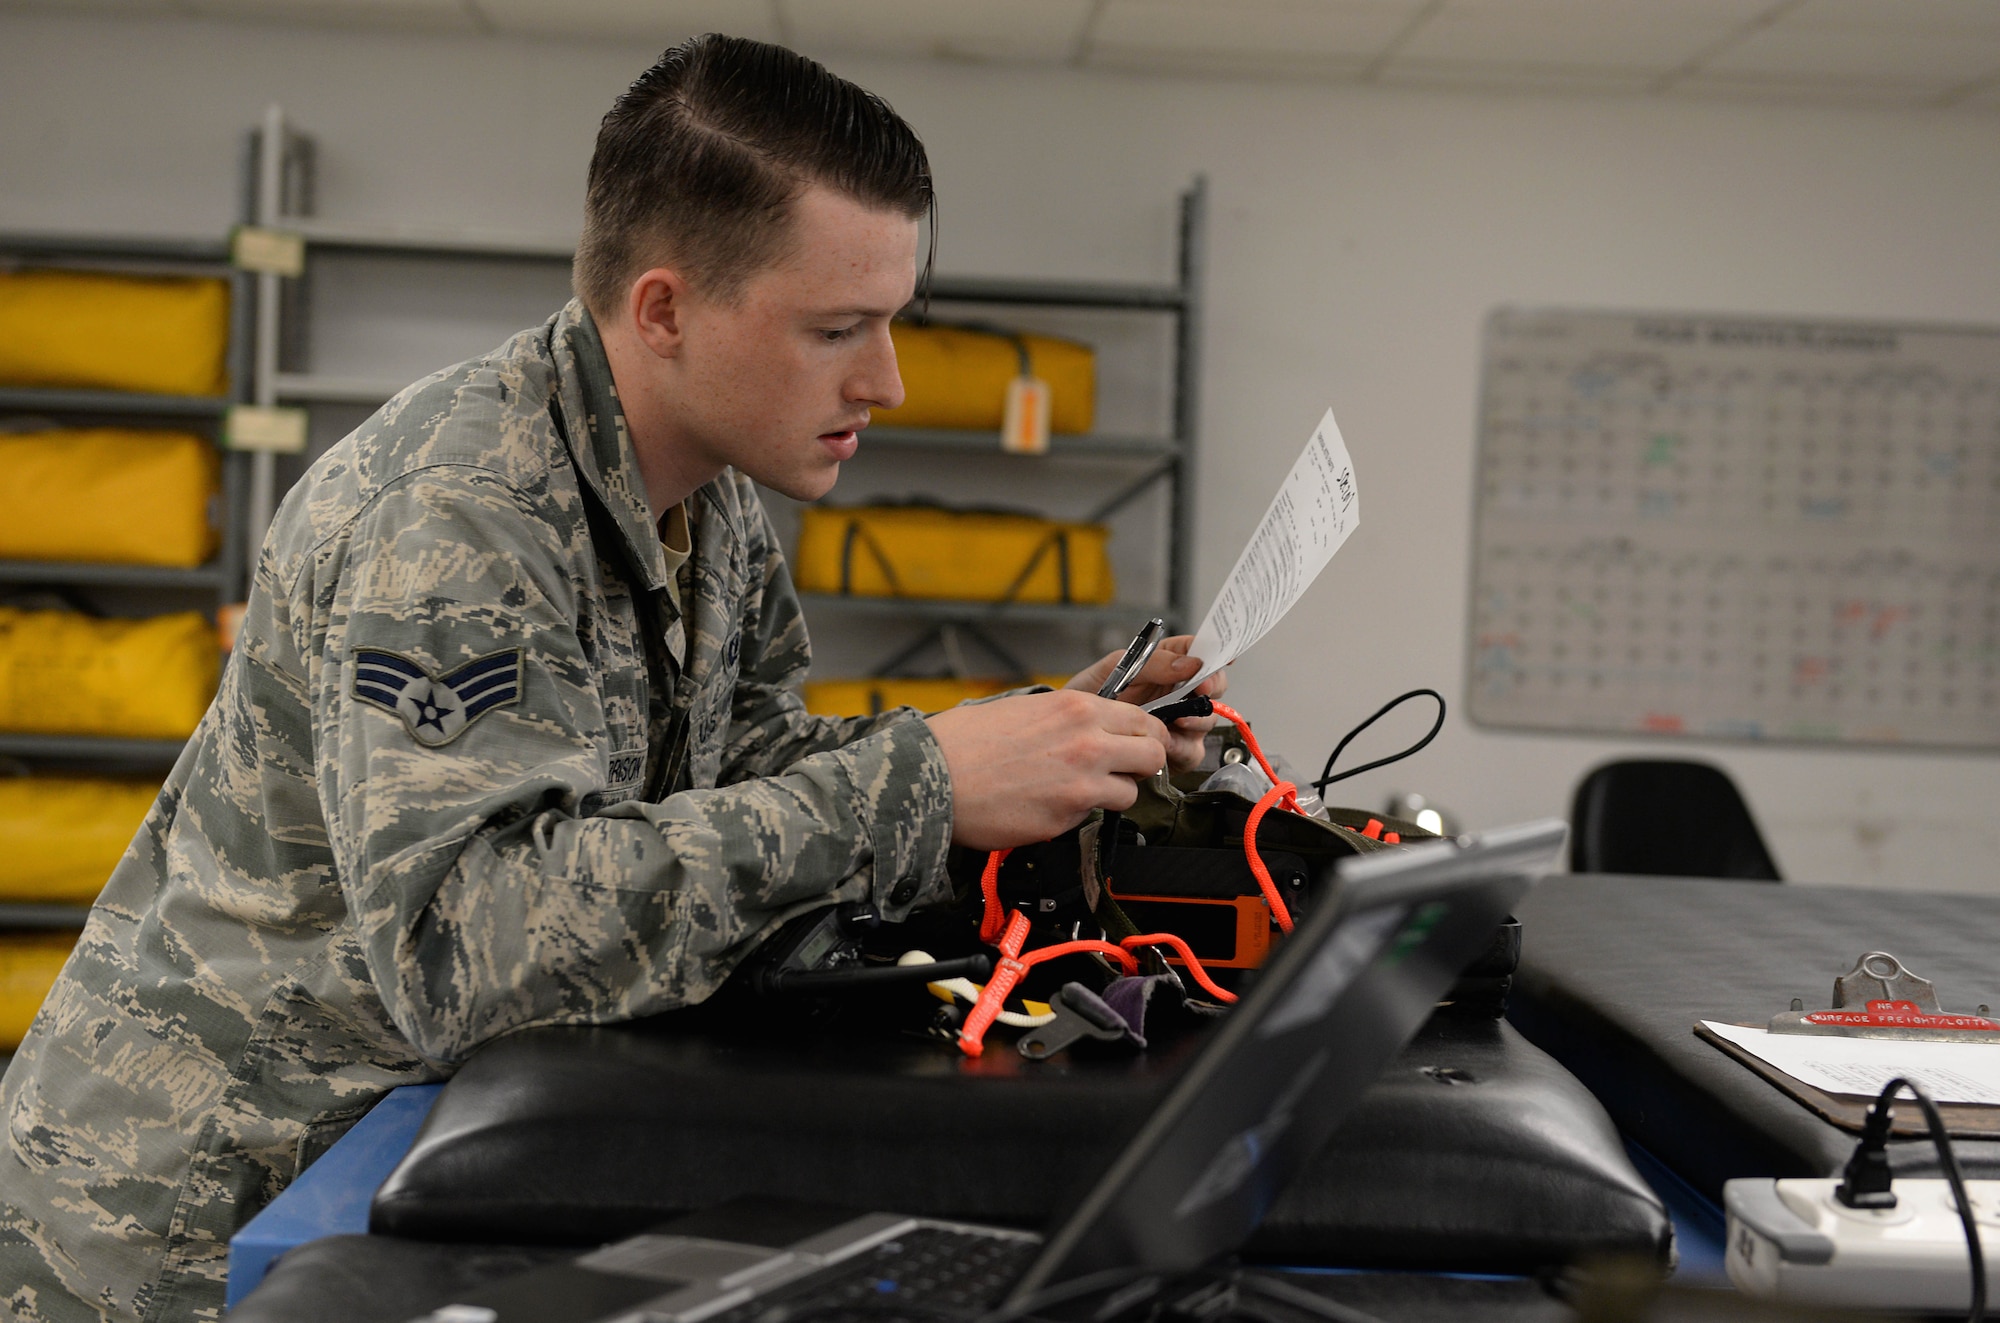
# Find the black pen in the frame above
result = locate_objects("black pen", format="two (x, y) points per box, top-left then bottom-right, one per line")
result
(1096, 617), (1166, 894)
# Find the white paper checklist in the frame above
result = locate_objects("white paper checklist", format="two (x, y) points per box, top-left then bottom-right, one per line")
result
(1149, 408), (1360, 709)
(1702, 1020), (2000, 1107)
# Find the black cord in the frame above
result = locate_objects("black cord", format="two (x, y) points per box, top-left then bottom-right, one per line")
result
(1312, 689), (1446, 794)
(1856, 1077), (1986, 1323)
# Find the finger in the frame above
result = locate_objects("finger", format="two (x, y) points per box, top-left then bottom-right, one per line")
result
(1098, 728), (1172, 778)
(1135, 635), (1200, 687)
(1063, 647), (1122, 692)
(1082, 692), (1168, 736)
(1165, 728), (1210, 773)
(1088, 773), (1142, 814)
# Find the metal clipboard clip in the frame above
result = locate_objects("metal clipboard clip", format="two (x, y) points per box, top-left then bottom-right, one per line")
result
(1768, 951), (2000, 1043)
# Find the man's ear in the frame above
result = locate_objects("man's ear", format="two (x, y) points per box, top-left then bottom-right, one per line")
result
(628, 267), (692, 360)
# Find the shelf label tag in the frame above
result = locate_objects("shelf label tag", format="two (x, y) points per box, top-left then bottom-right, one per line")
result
(216, 603), (248, 652)
(1001, 375), (1051, 455)
(225, 405), (308, 454)
(231, 225), (305, 276)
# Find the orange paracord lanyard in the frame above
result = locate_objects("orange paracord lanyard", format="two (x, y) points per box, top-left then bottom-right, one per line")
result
(960, 702), (1355, 1057)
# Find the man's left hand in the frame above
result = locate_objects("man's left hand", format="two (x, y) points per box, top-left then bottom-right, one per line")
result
(1065, 634), (1226, 773)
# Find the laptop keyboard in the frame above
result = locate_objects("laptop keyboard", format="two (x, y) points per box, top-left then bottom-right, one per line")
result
(703, 1226), (1042, 1323)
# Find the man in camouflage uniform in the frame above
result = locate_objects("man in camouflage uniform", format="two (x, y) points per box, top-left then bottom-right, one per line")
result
(0, 34), (1218, 1323)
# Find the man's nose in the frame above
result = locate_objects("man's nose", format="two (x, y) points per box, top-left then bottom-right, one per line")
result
(849, 325), (905, 412)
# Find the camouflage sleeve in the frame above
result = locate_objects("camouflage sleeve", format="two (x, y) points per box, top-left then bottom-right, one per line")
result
(716, 499), (926, 781)
(307, 466), (953, 1066)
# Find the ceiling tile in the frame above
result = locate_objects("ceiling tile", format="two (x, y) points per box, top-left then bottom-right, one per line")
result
(1438, 0), (1771, 18)
(180, 0), (477, 32)
(1397, 10), (1750, 73)
(1665, 70), (1949, 107)
(784, 0), (1094, 63)
(1377, 57), (1657, 93)
(1085, 44), (1373, 81)
(1089, 0), (1426, 60)
(1781, 0), (2000, 39)
(0, 0), (190, 12)
(475, 0), (779, 44)
(1703, 24), (2000, 86)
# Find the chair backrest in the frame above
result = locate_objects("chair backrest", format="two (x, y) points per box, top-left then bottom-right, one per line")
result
(1568, 759), (1782, 881)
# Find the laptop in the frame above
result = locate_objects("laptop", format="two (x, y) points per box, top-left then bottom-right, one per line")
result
(416, 818), (1568, 1323)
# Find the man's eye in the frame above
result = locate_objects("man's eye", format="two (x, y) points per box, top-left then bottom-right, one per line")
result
(819, 325), (858, 343)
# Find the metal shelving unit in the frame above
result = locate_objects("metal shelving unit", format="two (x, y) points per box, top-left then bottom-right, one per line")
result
(0, 734), (194, 762)
(0, 229), (253, 747)
(820, 184), (1205, 680)
(0, 230), (251, 940)
(241, 107), (1203, 685)
(0, 904), (91, 931)
(860, 426), (1174, 458)
(240, 107), (583, 551)
(798, 595), (1156, 628)
(0, 386), (232, 417)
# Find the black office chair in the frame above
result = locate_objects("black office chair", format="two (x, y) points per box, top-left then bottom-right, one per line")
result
(1568, 759), (1782, 881)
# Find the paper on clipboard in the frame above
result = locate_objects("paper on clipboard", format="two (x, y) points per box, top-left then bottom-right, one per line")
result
(1149, 408), (1359, 710)
(1701, 1020), (2000, 1106)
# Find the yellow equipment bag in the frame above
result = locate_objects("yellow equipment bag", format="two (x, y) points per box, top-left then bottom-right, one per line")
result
(878, 322), (1094, 434)
(0, 268), (231, 397)
(0, 608), (219, 739)
(793, 505), (1114, 605)
(0, 429), (220, 568)
(804, 674), (1071, 718)
(0, 776), (157, 903)
(0, 932), (77, 1051)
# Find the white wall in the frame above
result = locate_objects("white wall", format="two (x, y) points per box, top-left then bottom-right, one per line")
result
(6, 10), (1999, 891)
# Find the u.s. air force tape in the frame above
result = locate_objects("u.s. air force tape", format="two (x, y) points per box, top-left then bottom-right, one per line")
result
(351, 647), (523, 747)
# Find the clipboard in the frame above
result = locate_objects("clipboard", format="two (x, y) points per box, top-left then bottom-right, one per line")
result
(1696, 1021), (2000, 1139)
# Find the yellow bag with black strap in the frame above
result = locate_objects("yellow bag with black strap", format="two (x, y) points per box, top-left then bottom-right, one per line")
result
(0, 776), (157, 903)
(0, 269), (232, 397)
(878, 321), (1094, 434)
(0, 429), (221, 568)
(0, 932), (77, 1050)
(793, 504), (1114, 606)
(0, 607), (219, 739)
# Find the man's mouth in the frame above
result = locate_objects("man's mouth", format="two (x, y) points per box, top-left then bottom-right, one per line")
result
(818, 423), (865, 460)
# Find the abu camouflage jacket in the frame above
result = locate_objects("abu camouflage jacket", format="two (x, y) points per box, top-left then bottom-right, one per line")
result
(0, 302), (955, 1322)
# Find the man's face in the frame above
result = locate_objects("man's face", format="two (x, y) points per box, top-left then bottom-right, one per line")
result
(659, 186), (917, 502)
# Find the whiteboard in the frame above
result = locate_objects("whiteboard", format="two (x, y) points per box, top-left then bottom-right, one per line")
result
(1468, 307), (2000, 749)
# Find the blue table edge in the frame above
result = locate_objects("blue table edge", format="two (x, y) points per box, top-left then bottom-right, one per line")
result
(225, 1083), (442, 1306)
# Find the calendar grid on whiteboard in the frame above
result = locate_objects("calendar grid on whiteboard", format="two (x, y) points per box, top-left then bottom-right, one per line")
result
(1467, 307), (2000, 749)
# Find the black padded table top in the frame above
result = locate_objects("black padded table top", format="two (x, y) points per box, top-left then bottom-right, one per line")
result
(1510, 874), (2000, 1201)
(370, 1011), (1670, 1274)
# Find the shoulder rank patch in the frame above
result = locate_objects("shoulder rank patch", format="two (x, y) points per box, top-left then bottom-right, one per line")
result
(352, 648), (523, 747)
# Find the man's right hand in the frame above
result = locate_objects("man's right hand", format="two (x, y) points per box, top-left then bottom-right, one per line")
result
(923, 689), (1172, 851)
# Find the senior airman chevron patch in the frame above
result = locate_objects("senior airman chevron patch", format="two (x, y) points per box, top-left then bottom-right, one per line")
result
(352, 647), (523, 747)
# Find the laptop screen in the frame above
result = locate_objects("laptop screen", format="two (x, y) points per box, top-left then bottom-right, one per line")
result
(1014, 819), (1567, 1297)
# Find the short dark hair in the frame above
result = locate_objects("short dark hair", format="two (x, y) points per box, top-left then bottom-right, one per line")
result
(574, 34), (934, 315)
